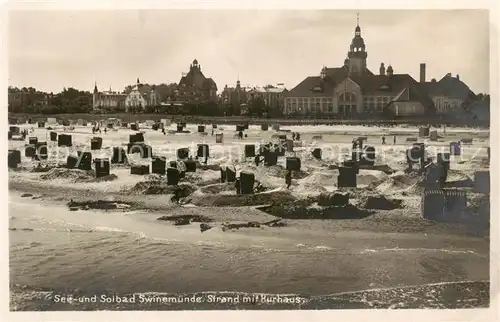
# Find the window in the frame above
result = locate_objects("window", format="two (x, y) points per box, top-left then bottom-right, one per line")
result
(339, 92), (356, 102)
(436, 99), (442, 112)
(303, 99), (309, 110)
(322, 99), (329, 112)
(328, 101), (334, 112)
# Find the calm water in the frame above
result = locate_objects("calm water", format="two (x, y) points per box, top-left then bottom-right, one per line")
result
(9, 195), (489, 310)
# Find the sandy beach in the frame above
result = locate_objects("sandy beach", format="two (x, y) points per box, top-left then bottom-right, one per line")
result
(8, 122), (490, 310)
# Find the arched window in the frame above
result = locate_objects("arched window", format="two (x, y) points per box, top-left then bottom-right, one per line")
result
(338, 92), (356, 102)
(444, 102), (450, 111)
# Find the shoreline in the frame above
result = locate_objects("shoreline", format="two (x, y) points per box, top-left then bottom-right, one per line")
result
(8, 176), (490, 239)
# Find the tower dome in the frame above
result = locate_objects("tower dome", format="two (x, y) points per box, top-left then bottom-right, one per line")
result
(346, 13), (367, 75)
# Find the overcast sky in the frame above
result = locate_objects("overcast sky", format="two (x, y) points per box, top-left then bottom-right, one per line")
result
(8, 9), (490, 94)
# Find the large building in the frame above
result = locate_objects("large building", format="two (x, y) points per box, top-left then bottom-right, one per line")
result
(284, 17), (477, 119)
(124, 79), (159, 112)
(221, 80), (249, 115)
(93, 78), (160, 113)
(8, 89), (52, 112)
(248, 84), (288, 113)
(92, 84), (127, 112)
(419, 67), (476, 116)
(174, 59), (218, 103)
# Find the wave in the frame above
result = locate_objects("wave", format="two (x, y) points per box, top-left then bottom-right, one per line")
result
(360, 247), (481, 256)
(10, 280), (489, 310)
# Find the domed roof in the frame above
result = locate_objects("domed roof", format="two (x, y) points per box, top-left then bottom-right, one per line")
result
(193, 59), (198, 65)
(387, 65), (393, 71)
(355, 25), (361, 33)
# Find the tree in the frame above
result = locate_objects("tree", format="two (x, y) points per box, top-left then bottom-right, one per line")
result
(248, 97), (266, 117)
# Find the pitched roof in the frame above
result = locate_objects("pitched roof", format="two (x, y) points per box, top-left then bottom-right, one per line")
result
(349, 74), (417, 95)
(284, 66), (350, 98)
(286, 69), (433, 109)
(392, 87), (424, 102)
(203, 78), (217, 90)
(179, 68), (217, 91)
(285, 76), (336, 97)
(421, 74), (476, 100)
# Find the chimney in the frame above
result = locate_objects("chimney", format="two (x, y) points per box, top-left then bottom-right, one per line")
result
(456, 74), (460, 80)
(420, 63), (426, 83)
(379, 63), (386, 76)
(387, 65), (394, 77)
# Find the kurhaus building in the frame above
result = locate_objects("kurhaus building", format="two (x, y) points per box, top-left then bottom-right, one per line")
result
(284, 17), (476, 119)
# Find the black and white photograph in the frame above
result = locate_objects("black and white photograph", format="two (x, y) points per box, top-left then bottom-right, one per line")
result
(4, 2), (496, 317)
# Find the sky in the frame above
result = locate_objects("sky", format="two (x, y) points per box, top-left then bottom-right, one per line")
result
(8, 9), (490, 94)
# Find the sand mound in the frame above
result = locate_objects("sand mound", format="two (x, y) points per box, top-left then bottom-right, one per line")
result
(276, 168), (310, 179)
(317, 192), (350, 207)
(189, 189), (297, 207)
(294, 183), (329, 195)
(30, 165), (60, 173)
(130, 181), (197, 195)
(91, 174), (118, 182)
(357, 171), (388, 187)
(443, 170), (474, 188)
(375, 171), (423, 194)
(299, 171), (337, 187)
(182, 170), (221, 186)
(198, 182), (237, 194)
(197, 164), (222, 171)
(40, 168), (94, 182)
(359, 195), (403, 210)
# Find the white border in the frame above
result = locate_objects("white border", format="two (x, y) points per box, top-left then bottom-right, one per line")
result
(1, 0), (499, 321)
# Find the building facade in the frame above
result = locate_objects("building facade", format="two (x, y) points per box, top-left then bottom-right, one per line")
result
(124, 79), (159, 112)
(419, 68), (476, 116)
(248, 84), (288, 113)
(8, 88), (52, 112)
(93, 79), (160, 113)
(221, 80), (249, 115)
(92, 84), (127, 112)
(284, 17), (476, 119)
(175, 59), (218, 103)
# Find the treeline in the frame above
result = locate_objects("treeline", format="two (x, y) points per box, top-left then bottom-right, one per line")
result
(8, 85), (285, 117)
(8, 87), (92, 114)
